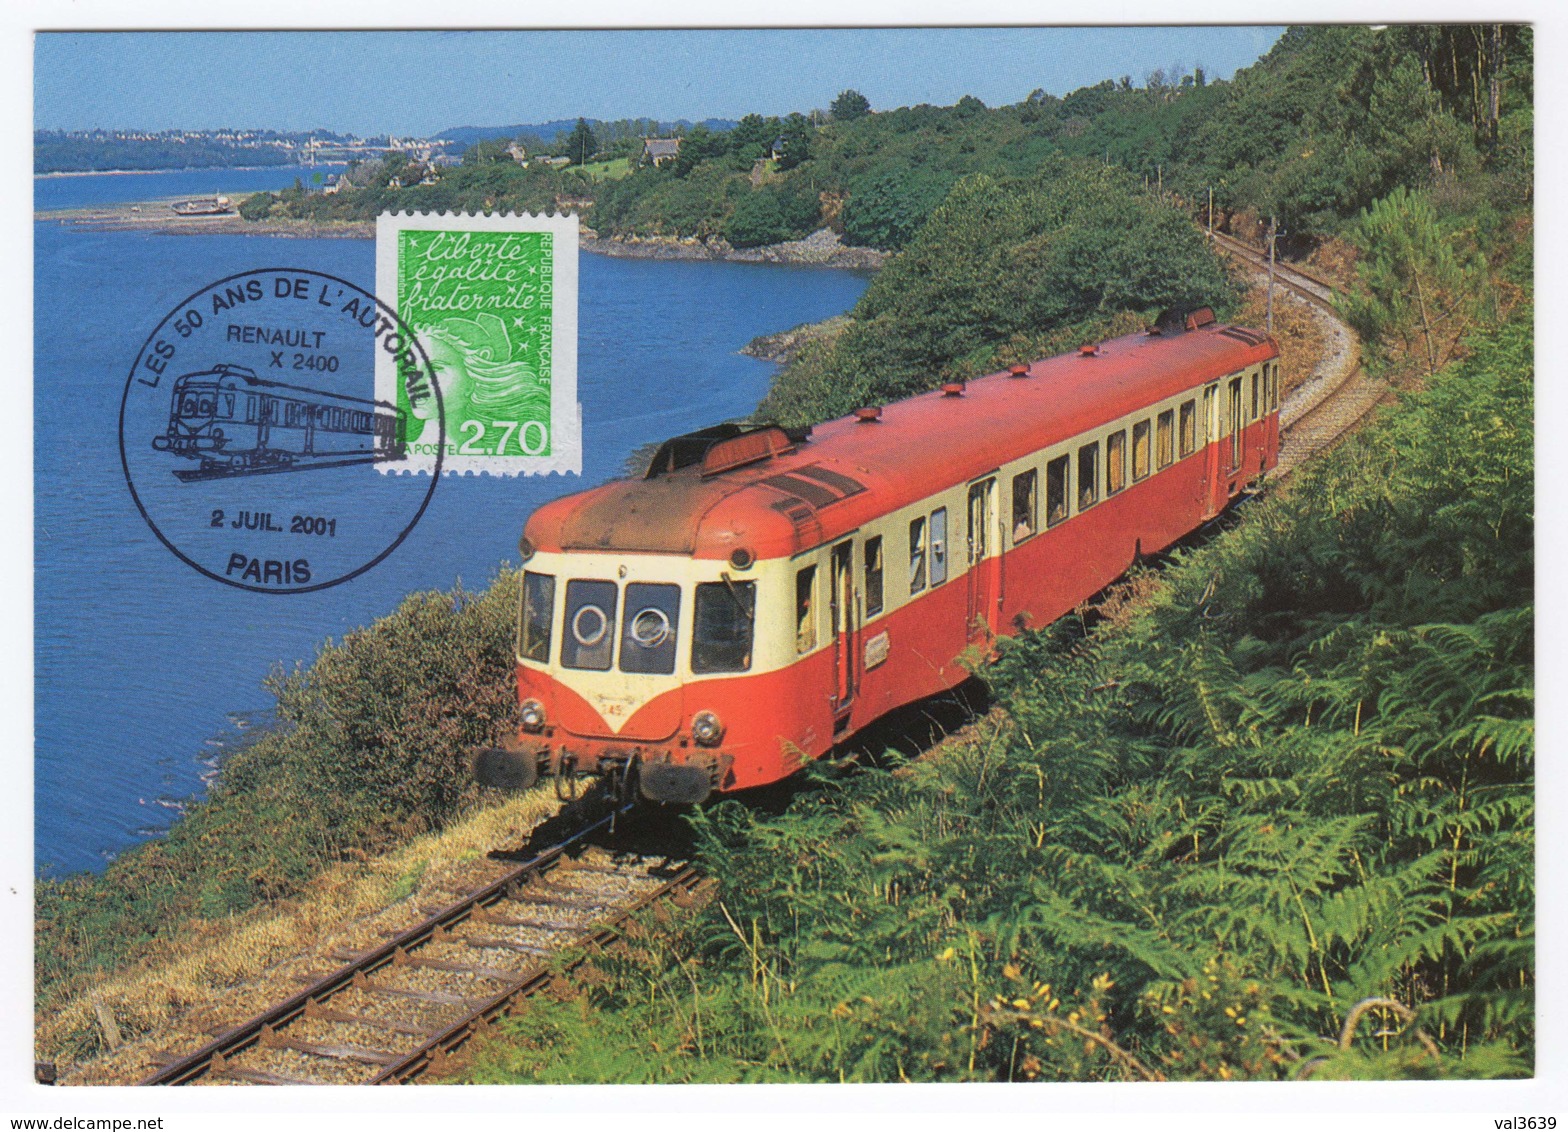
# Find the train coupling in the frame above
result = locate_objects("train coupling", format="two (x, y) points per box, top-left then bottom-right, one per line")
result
(471, 739), (730, 807)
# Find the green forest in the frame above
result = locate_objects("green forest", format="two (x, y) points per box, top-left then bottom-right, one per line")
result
(38, 24), (1533, 1082)
(242, 26), (1530, 256)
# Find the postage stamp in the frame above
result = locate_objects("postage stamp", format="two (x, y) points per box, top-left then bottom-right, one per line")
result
(119, 267), (443, 594)
(375, 210), (581, 476)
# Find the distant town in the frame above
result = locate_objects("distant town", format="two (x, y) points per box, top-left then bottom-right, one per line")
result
(34, 120), (738, 174)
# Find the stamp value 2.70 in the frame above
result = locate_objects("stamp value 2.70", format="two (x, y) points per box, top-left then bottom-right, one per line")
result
(375, 210), (581, 476)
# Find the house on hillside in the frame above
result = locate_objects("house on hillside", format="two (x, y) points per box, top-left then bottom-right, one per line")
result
(537, 155), (571, 168)
(769, 136), (789, 161)
(642, 137), (681, 166)
(506, 142), (528, 165)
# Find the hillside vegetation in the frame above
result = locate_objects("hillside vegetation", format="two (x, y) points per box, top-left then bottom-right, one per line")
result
(36, 579), (524, 1020)
(241, 26), (1530, 256)
(464, 312), (1534, 1083)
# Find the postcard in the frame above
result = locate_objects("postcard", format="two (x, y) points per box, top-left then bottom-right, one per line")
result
(22, 16), (1543, 1126)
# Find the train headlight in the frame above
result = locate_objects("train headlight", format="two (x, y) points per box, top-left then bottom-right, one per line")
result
(691, 711), (724, 747)
(520, 699), (547, 733)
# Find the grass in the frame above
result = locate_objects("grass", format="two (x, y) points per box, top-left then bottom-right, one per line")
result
(43, 786), (563, 1083)
(575, 158), (632, 182)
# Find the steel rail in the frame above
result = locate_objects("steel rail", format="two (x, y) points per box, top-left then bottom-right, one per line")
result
(1206, 228), (1390, 478)
(1209, 231), (1339, 310)
(137, 798), (697, 1086)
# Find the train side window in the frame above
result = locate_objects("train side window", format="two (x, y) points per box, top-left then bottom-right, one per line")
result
(908, 517), (927, 594)
(692, 581), (754, 673)
(1046, 455), (1069, 526)
(1271, 363), (1281, 410)
(1178, 400), (1196, 456)
(561, 579), (618, 671)
(1157, 410), (1175, 468)
(246, 396), (258, 424)
(1131, 421), (1151, 482)
(795, 566), (818, 653)
(1251, 370), (1260, 420)
(864, 537), (884, 617)
(519, 571), (555, 663)
(620, 582), (681, 676)
(1012, 469), (1038, 543)
(1077, 443), (1099, 510)
(930, 508), (948, 585)
(1107, 430), (1127, 495)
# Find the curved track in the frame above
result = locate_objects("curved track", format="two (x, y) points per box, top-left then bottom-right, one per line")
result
(137, 800), (703, 1086)
(1208, 231), (1389, 475)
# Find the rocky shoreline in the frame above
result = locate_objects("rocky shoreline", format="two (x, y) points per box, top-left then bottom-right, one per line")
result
(35, 199), (373, 238)
(36, 200), (887, 271)
(582, 227), (887, 270)
(740, 314), (852, 364)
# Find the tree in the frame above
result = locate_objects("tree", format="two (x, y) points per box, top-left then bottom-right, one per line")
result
(564, 118), (600, 165)
(722, 182), (820, 247)
(1339, 186), (1490, 375)
(831, 89), (872, 121)
(237, 191), (275, 221)
(774, 130), (812, 171)
(841, 168), (953, 250)
(463, 139), (512, 165)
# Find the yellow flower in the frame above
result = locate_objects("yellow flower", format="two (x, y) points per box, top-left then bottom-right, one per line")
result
(1012, 998), (1032, 1010)
(938, 947), (956, 962)
(1003, 963), (1021, 979)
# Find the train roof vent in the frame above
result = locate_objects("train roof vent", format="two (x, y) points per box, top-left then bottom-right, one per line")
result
(1219, 325), (1270, 346)
(760, 464), (866, 510)
(700, 427), (795, 477)
(1150, 305), (1217, 335)
(645, 423), (809, 479)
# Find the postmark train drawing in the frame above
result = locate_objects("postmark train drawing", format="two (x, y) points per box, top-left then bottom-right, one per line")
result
(151, 363), (406, 481)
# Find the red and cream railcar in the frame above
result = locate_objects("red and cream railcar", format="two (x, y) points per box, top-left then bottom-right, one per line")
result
(474, 309), (1282, 804)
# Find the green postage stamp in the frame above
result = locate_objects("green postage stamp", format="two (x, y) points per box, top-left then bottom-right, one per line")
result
(375, 210), (580, 476)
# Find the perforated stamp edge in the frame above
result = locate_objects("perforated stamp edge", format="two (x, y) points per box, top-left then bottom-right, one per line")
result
(375, 210), (581, 477)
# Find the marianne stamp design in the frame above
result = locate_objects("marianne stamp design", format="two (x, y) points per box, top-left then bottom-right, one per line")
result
(375, 210), (581, 476)
(119, 268), (443, 594)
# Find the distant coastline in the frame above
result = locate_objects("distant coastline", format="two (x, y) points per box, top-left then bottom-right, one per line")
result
(36, 198), (888, 268)
(34, 165), (307, 179)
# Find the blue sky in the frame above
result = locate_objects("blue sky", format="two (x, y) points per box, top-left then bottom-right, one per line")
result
(35, 27), (1285, 136)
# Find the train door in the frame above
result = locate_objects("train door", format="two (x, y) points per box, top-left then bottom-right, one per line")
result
(829, 540), (856, 720)
(1228, 376), (1244, 473)
(1201, 383), (1221, 518)
(966, 476), (999, 641)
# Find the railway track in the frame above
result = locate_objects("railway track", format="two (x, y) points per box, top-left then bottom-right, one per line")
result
(1208, 229), (1389, 475)
(1210, 230), (1341, 308)
(134, 798), (703, 1087)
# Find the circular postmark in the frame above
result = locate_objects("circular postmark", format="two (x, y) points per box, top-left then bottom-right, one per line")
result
(119, 268), (443, 594)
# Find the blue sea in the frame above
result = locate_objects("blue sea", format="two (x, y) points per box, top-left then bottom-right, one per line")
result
(34, 169), (870, 875)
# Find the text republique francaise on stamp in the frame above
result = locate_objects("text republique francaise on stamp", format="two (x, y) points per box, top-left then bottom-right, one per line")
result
(376, 210), (581, 477)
